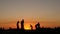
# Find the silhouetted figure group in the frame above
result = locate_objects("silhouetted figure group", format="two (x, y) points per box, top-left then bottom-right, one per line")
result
(0, 19), (60, 33)
(17, 19), (24, 30)
(30, 22), (40, 30)
(17, 19), (40, 30)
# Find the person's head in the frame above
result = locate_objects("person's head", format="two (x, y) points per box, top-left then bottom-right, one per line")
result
(38, 22), (40, 24)
(22, 19), (24, 21)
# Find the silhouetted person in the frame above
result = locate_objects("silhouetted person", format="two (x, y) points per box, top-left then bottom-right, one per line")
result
(30, 24), (33, 30)
(35, 22), (40, 30)
(17, 21), (19, 29)
(21, 19), (24, 30)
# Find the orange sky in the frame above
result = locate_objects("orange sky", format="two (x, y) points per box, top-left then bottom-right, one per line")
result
(0, 18), (60, 29)
(0, 0), (60, 29)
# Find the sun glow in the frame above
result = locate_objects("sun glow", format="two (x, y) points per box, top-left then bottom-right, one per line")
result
(24, 26), (31, 30)
(25, 27), (31, 30)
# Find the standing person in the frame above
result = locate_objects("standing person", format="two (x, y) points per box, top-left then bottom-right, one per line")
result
(21, 19), (24, 30)
(30, 24), (33, 30)
(35, 22), (40, 30)
(17, 21), (19, 29)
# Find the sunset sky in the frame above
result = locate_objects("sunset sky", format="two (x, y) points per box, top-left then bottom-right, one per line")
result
(0, 0), (60, 29)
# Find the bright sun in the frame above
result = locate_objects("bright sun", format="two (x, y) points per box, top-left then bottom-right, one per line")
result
(24, 24), (31, 30)
(25, 27), (31, 30)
